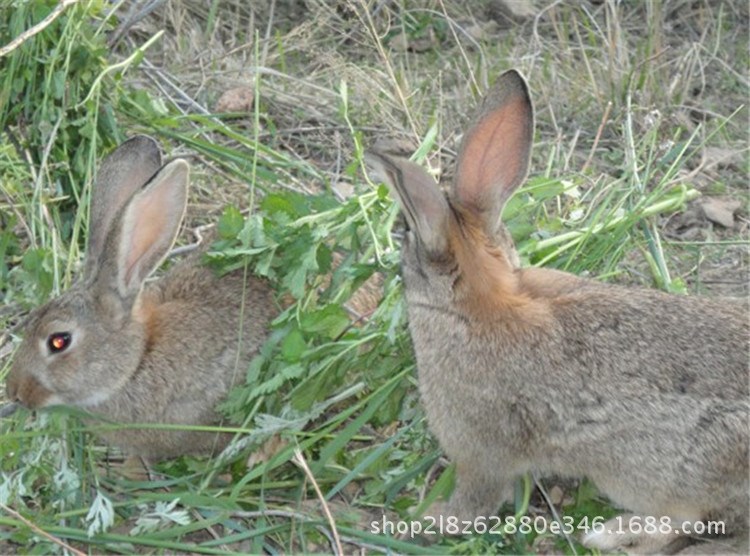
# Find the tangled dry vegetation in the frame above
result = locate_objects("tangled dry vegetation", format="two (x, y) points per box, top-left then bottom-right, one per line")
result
(0, 0), (747, 554)
(132, 0), (748, 293)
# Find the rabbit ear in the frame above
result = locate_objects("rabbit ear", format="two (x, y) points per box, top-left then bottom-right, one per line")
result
(89, 159), (189, 305)
(366, 151), (450, 255)
(453, 70), (534, 231)
(86, 136), (162, 272)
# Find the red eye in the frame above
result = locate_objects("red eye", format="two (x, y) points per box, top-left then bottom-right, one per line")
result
(47, 332), (72, 354)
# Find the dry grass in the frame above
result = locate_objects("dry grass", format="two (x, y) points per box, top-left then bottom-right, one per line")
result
(123, 0), (747, 293)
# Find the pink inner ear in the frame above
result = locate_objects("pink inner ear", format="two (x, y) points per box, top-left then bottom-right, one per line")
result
(120, 174), (185, 290)
(455, 94), (531, 213)
(124, 201), (164, 284)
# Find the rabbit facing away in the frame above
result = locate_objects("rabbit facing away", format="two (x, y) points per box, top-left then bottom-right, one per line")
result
(367, 70), (749, 554)
(6, 136), (276, 460)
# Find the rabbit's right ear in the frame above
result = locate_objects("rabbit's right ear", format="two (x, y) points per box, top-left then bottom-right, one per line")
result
(86, 136), (162, 275)
(366, 151), (450, 255)
(92, 159), (189, 309)
(453, 70), (534, 234)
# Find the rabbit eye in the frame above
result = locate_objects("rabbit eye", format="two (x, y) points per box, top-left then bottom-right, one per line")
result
(47, 332), (72, 354)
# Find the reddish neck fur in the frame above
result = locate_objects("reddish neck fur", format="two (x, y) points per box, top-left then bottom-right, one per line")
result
(449, 209), (550, 326)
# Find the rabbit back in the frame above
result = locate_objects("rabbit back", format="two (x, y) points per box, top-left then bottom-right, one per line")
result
(409, 274), (748, 484)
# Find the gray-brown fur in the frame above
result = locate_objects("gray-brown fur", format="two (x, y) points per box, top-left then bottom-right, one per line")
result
(6, 136), (276, 460)
(367, 70), (749, 553)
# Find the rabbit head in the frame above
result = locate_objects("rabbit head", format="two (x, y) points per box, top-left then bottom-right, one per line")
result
(367, 70), (533, 319)
(7, 136), (189, 411)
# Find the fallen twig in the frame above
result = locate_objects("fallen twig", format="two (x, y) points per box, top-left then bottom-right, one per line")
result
(0, 0), (81, 59)
(293, 447), (344, 556)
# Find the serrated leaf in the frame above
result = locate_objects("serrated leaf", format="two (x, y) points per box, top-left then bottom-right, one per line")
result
(282, 244), (319, 299)
(299, 305), (350, 339)
(281, 328), (306, 362)
(245, 363), (306, 402)
(86, 491), (115, 538)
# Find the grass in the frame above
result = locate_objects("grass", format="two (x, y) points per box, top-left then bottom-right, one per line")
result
(1, 0), (747, 554)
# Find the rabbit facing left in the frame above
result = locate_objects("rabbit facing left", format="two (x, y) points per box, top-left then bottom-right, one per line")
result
(6, 136), (277, 460)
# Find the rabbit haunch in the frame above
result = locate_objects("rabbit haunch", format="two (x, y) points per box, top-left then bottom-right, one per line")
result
(368, 69), (749, 554)
(6, 136), (275, 460)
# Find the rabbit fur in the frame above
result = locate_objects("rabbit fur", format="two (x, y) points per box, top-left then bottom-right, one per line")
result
(6, 136), (276, 460)
(367, 70), (749, 554)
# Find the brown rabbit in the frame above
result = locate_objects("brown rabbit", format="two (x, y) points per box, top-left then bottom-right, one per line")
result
(6, 136), (276, 460)
(367, 70), (749, 554)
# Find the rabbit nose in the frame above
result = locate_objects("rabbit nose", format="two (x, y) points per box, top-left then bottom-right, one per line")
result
(5, 372), (51, 409)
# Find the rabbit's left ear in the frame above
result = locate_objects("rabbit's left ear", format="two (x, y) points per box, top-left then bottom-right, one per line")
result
(86, 136), (162, 268)
(366, 151), (451, 257)
(453, 70), (534, 233)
